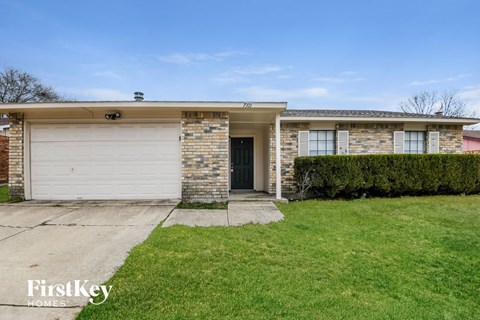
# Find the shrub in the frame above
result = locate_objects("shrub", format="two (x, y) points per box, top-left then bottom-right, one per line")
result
(295, 154), (480, 199)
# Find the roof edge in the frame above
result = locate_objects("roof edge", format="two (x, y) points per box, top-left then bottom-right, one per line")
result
(281, 116), (479, 125)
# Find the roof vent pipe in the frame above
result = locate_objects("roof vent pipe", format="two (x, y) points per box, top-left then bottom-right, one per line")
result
(435, 110), (443, 116)
(134, 92), (144, 101)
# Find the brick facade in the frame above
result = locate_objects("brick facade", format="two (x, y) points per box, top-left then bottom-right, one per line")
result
(181, 111), (229, 202)
(428, 125), (463, 154)
(275, 122), (463, 196)
(0, 135), (8, 183)
(269, 122), (310, 194)
(8, 113), (24, 199)
(339, 123), (404, 154)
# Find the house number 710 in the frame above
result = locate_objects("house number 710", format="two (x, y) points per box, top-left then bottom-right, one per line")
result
(243, 102), (253, 108)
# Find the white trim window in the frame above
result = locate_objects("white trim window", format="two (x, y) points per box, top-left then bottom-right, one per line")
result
(309, 130), (335, 155)
(404, 131), (425, 154)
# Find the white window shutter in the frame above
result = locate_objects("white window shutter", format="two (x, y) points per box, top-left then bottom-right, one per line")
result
(428, 131), (440, 154)
(337, 130), (349, 155)
(393, 131), (405, 154)
(298, 131), (309, 156)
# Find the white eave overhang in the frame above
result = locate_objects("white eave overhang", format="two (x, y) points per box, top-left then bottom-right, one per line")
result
(0, 101), (287, 112)
(280, 116), (480, 125)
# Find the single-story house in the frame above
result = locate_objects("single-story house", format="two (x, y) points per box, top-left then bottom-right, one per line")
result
(0, 96), (478, 202)
(463, 130), (480, 153)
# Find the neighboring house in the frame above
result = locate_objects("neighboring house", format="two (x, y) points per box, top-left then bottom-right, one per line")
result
(462, 130), (480, 153)
(0, 135), (7, 183)
(0, 118), (9, 183)
(0, 98), (477, 202)
(0, 118), (9, 137)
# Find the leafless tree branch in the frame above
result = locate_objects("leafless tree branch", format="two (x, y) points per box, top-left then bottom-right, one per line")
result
(439, 89), (474, 117)
(400, 89), (473, 118)
(399, 91), (437, 115)
(0, 67), (62, 103)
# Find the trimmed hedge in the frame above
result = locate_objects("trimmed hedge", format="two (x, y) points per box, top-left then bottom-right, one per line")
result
(295, 154), (480, 198)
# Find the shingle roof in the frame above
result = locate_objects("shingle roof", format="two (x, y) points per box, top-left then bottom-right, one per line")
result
(463, 130), (480, 140)
(281, 109), (475, 120)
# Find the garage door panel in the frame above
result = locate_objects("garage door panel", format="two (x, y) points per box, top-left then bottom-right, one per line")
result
(160, 124), (181, 139)
(118, 184), (136, 195)
(32, 184), (50, 196)
(134, 126), (157, 138)
(136, 144), (157, 156)
(94, 184), (114, 195)
(32, 165), (51, 177)
(136, 165), (160, 176)
(92, 144), (116, 157)
(75, 185), (93, 196)
(53, 166), (72, 176)
(30, 123), (181, 200)
(116, 166), (137, 176)
(94, 166), (114, 176)
(54, 185), (73, 196)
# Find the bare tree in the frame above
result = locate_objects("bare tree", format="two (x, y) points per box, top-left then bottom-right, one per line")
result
(400, 90), (472, 117)
(0, 67), (61, 103)
(399, 91), (438, 115)
(439, 89), (471, 117)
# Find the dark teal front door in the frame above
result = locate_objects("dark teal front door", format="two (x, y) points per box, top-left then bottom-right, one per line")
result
(231, 138), (254, 189)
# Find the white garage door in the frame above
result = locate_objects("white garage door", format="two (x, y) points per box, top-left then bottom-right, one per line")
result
(30, 123), (181, 200)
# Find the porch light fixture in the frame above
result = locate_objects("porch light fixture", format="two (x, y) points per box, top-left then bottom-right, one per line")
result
(105, 112), (121, 120)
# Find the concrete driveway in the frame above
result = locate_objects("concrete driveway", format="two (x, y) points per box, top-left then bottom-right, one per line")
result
(0, 200), (177, 320)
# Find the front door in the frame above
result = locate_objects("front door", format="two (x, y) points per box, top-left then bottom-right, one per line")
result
(231, 137), (254, 189)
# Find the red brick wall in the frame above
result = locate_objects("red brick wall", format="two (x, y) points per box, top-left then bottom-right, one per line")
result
(0, 136), (8, 183)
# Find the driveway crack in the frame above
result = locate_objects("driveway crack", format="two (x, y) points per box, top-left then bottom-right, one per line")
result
(160, 206), (176, 227)
(0, 225), (26, 229)
(0, 229), (31, 242)
(37, 208), (81, 227)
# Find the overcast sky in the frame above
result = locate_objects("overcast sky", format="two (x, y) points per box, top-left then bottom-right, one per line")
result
(1, 0), (479, 112)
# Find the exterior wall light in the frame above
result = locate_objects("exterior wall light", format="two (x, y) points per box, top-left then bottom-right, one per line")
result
(105, 112), (121, 120)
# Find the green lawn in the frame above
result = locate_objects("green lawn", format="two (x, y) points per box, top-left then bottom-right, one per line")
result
(0, 185), (7, 203)
(78, 196), (480, 320)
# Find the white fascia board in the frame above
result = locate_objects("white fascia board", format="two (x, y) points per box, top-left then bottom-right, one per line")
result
(280, 116), (480, 125)
(0, 101), (287, 111)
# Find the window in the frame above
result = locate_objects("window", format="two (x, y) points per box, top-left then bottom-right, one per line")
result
(404, 131), (425, 154)
(309, 130), (335, 155)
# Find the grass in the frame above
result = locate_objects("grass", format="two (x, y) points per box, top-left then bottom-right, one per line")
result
(77, 195), (480, 320)
(176, 201), (228, 210)
(0, 185), (8, 203)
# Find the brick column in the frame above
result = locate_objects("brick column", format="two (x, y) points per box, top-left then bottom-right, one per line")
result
(8, 113), (25, 199)
(181, 112), (229, 202)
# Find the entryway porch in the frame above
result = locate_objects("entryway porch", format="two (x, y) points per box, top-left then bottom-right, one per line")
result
(229, 110), (282, 200)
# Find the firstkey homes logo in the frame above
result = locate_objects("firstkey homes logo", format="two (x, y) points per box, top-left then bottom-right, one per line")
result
(27, 280), (113, 307)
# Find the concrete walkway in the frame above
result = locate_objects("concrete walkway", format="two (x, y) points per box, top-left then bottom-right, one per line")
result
(163, 201), (284, 227)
